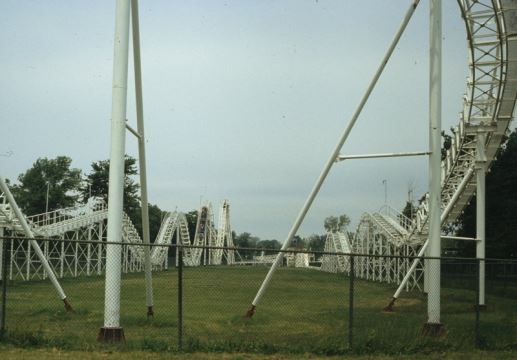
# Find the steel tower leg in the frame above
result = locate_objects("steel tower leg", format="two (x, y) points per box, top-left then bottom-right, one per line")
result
(130, 0), (154, 318)
(245, 0), (421, 318)
(423, 248), (429, 293)
(423, 0), (444, 336)
(476, 132), (487, 309)
(0, 177), (72, 310)
(99, 0), (130, 343)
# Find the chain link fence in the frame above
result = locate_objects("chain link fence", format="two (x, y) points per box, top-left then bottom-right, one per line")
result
(0, 237), (516, 354)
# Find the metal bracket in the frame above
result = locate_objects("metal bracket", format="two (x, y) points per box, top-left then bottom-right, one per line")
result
(336, 151), (430, 162)
(125, 120), (142, 140)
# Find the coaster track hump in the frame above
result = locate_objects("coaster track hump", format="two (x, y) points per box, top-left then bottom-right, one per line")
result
(0, 192), (235, 280)
(332, 0), (517, 287)
(152, 200), (236, 267)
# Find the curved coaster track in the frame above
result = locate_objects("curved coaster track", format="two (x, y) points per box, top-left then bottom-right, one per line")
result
(321, 0), (517, 294)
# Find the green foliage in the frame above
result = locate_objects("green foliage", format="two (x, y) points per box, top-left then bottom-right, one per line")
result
(291, 235), (306, 249)
(81, 156), (140, 216)
(256, 239), (281, 250)
(234, 232), (260, 259)
(132, 203), (165, 242)
(184, 210), (199, 242)
(401, 201), (417, 220)
(307, 233), (326, 252)
(456, 129), (517, 258)
(80, 156), (166, 239)
(256, 239), (281, 255)
(324, 214), (350, 233)
(234, 232), (260, 249)
(10, 156), (82, 215)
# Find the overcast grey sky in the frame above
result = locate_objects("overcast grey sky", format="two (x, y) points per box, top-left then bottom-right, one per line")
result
(1, 1), (475, 240)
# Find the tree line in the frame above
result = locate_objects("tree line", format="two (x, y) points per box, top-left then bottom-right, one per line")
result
(7, 155), (351, 253)
(6, 155), (261, 244)
(6, 156), (165, 240)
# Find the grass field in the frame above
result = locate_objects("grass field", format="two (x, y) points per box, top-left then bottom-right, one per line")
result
(0, 266), (515, 356)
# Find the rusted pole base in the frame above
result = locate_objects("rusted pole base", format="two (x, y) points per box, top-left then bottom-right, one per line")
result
(421, 322), (445, 337)
(98, 327), (125, 343)
(147, 306), (154, 319)
(383, 297), (396, 312)
(244, 305), (256, 319)
(63, 298), (74, 313)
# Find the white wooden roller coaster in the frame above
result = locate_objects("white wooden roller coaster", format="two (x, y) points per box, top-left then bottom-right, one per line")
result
(0, 0), (516, 337)
(0, 184), (236, 280)
(247, 0), (517, 328)
(318, 0), (517, 310)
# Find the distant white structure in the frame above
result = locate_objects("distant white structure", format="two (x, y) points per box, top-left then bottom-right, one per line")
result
(0, 194), (236, 281)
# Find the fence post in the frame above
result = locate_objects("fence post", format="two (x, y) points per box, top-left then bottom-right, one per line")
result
(503, 261), (507, 295)
(1, 236), (8, 338)
(475, 258), (480, 348)
(178, 245), (183, 350)
(348, 255), (355, 349)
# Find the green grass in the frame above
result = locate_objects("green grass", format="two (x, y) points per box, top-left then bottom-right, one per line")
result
(0, 266), (515, 356)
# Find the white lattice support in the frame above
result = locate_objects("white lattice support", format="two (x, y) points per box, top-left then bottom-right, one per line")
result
(98, 221), (104, 275)
(87, 227), (92, 276)
(9, 239), (13, 281)
(26, 239), (31, 280)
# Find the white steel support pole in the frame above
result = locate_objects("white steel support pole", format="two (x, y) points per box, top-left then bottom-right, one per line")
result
(176, 226), (179, 267)
(130, 0), (154, 318)
(87, 227), (92, 276)
(423, 247), (430, 293)
(98, 221), (103, 275)
(476, 132), (487, 308)
(246, 0), (421, 318)
(424, 0), (443, 334)
(0, 176), (71, 309)
(100, 0), (130, 342)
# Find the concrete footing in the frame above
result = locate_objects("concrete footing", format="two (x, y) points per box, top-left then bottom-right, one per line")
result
(147, 306), (154, 319)
(474, 304), (487, 311)
(422, 322), (445, 337)
(98, 327), (125, 343)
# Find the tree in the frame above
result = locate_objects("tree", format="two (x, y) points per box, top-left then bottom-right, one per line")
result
(401, 201), (417, 220)
(81, 156), (142, 233)
(400, 201), (417, 230)
(324, 214), (351, 233)
(10, 156), (81, 215)
(81, 156), (140, 215)
(291, 235), (306, 249)
(234, 232), (259, 248)
(441, 130), (452, 161)
(307, 233), (326, 252)
(256, 239), (281, 255)
(234, 232), (260, 259)
(132, 203), (165, 242)
(184, 210), (198, 242)
(456, 129), (517, 258)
